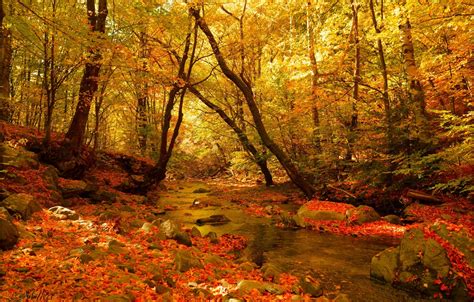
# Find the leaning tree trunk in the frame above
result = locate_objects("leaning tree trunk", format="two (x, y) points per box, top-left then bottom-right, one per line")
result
(188, 86), (274, 186)
(0, 0), (12, 122)
(191, 7), (315, 198)
(65, 0), (108, 151)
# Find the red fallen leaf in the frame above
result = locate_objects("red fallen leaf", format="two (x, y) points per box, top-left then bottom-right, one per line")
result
(440, 284), (449, 291)
(434, 279), (442, 285)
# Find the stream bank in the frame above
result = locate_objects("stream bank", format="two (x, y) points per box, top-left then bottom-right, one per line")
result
(157, 181), (432, 301)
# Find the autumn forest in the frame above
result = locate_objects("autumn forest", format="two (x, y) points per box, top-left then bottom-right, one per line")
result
(0, 0), (472, 301)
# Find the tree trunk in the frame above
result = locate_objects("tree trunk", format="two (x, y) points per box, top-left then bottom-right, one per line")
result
(0, 0), (12, 121)
(369, 0), (394, 154)
(140, 18), (195, 191)
(188, 86), (274, 186)
(191, 7), (315, 198)
(399, 17), (429, 140)
(137, 31), (149, 154)
(306, 1), (321, 152)
(345, 0), (360, 161)
(65, 0), (108, 151)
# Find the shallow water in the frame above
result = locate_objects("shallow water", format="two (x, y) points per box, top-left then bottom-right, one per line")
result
(159, 182), (430, 302)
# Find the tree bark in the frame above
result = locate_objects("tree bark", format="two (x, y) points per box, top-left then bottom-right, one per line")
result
(191, 7), (315, 198)
(369, 0), (394, 154)
(399, 17), (429, 140)
(0, 0), (12, 121)
(188, 86), (274, 186)
(137, 31), (149, 154)
(140, 17), (196, 190)
(65, 0), (108, 151)
(345, 0), (360, 161)
(306, 1), (321, 152)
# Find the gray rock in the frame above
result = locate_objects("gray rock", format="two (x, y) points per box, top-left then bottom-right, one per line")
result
(261, 263), (283, 282)
(0, 213), (19, 250)
(206, 231), (219, 244)
(174, 250), (203, 272)
(175, 232), (192, 247)
(299, 276), (323, 297)
(41, 165), (59, 190)
(235, 280), (284, 295)
(192, 188), (211, 193)
(196, 214), (231, 226)
(160, 219), (180, 239)
(345, 205), (380, 225)
(0, 193), (41, 220)
(48, 206), (79, 220)
(191, 226), (202, 237)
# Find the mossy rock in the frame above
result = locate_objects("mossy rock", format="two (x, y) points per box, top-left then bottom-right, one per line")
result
(399, 228), (425, 270)
(295, 203), (349, 227)
(370, 246), (400, 283)
(0, 193), (41, 220)
(0, 214), (19, 250)
(174, 250), (203, 272)
(345, 205), (380, 225)
(430, 222), (474, 267)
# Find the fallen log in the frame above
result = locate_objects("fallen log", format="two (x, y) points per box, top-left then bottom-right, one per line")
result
(406, 189), (443, 205)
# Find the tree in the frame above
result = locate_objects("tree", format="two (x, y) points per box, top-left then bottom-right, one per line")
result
(190, 6), (315, 198)
(188, 86), (274, 186)
(398, 3), (429, 145)
(0, 0), (12, 121)
(64, 0), (108, 151)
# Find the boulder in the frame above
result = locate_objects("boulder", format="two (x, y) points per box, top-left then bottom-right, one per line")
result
(192, 188), (211, 193)
(174, 250), (203, 272)
(191, 226), (202, 237)
(345, 205), (380, 225)
(206, 231), (219, 244)
(90, 190), (118, 204)
(0, 143), (39, 170)
(196, 215), (231, 226)
(59, 179), (96, 198)
(235, 280), (284, 295)
(0, 212), (19, 250)
(175, 232), (192, 247)
(370, 247), (399, 283)
(298, 276), (323, 297)
(261, 263), (283, 283)
(430, 221), (474, 267)
(0, 193), (41, 220)
(160, 219), (180, 239)
(294, 203), (351, 227)
(41, 165), (60, 190)
(382, 215), (401, 225)
(48, 206), (79, 220)
(369, 226), (467, 298)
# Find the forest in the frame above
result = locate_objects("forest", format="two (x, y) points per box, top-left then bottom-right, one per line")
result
(0, 0), (472, 301)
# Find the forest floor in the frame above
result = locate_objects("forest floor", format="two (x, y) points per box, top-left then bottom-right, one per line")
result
(0, 123), (473, 301)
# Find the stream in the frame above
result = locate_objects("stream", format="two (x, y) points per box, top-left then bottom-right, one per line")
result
(158, 181), (430, 302)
